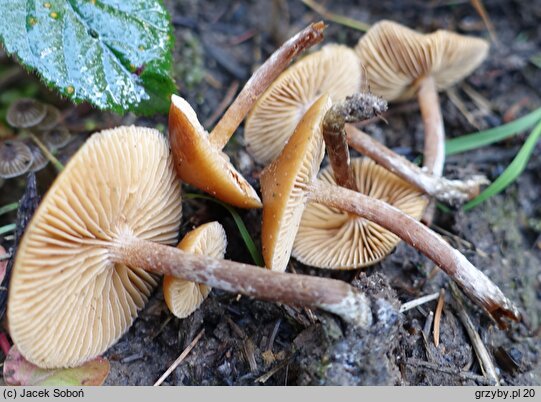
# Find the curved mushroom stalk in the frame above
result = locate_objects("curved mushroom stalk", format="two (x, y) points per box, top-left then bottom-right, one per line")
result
(305, 180), (519, 328)
(345, 125), (488, 205)
(209, 22), (326, 150)
(169, 22), (326, 208)
(114, 237), (372, 329)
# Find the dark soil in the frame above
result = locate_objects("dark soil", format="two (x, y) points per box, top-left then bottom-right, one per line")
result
(1, 0), (541, 386)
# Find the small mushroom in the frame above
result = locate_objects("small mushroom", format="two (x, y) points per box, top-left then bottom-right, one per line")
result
(293, 157), (426, 269)
(24, 140), (49, 173)
(260, 93), (519, 327)
(163, 222), (227, 318)
(355, 21), (489, 218)
(42, 126), (71, 150)
(244, 44), (362, 165)
(35, 105), (61, 131)
(169, 22), (326, 208)
(6, 99), (47, 129)
(9, 125), (373, 368)
(169, 95), (262, 208)
(0, 139), (34, 179)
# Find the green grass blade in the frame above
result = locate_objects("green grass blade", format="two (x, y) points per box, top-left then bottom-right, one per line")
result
(0, 202), (18, 216)
(445, 107), (541, 156)
(184, 193), (264, 267)
(0, 223), (16, 236)
(463, 119), (541, 210)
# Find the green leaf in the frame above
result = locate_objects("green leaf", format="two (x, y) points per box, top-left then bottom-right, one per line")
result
(445, 107), (541, 155)
(0, 202), (18, 216)
(0, 0), (176, 115)
(464, 119), (541, 210)
(3, 345), (110, 386)
(0, 223), (16, 236)
(184, 193), (265, 267)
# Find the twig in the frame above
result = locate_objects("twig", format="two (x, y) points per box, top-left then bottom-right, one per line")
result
(406, 358), (496, 385)
(255, 357), (292, 384)
(204, 80), (240, 129)
(450, 283), (500, 386)
(153, 329), (205, 386)
(301, 0), (370, 32)
(422, 311), (435, 362)
(400, 292), (440, 313)
(461, 83), (494, 113)
(433, 289), (445, 347)
(446, 87), (483, 131)
(470, 0), (499, 46)
(267, 319), (282, 352)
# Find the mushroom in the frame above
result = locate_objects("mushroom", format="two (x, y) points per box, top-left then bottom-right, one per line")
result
(6, 99), (47, 129)
(9, 125), (373, 368)
(24, 140), (48, 173)
(35, 105), (61, 131)
(244, 44), (362, 165)
(293, 157), (426, 269)
(163, 221), (227, 318)
(260, 93), (519, 327)
(0, 139), (33, 179)
(43, 126), (71, 150)
(169, 22), (325, 208)
(355, 21), (489, 219)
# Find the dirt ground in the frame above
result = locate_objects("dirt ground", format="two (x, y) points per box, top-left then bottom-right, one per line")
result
(1, 0), (540, 386)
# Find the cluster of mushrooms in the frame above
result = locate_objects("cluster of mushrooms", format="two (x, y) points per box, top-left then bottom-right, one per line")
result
(7, 21), (520, 369)
(0, 99), (71, 185)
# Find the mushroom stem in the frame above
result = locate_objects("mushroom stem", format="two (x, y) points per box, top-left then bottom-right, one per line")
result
(418, 76), (445, 177)
(418, 76), (446, 224)
(305, 180), (520, 328)
(113, 236), (372, 328)
(322, 93), (387, 190)
(208, 21), (326, 150)
(345, 125), (488, 205)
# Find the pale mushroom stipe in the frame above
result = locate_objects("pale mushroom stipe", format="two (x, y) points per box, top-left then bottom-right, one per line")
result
(355, 20), (489, 220)
(169, 22), (326, 208)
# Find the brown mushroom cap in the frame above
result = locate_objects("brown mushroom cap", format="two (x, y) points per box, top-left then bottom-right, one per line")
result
(169, 95), (261, 209)
(43, 126), (71, 150)
(6, 98), (47, 128)
(245, 44), (362, 165)
(0, 139), (34, 179)
(8, 126), (182, 368)
(163, 221), (227, 318)
(35, 105), (61, 131)
(293, 157), (427, 269)
(260, 94), (331, 272)
(355, 20), (489, 101)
